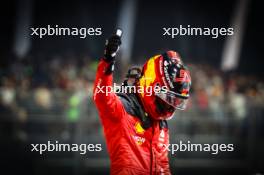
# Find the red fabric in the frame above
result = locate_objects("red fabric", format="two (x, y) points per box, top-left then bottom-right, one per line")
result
(93, 59), (171, 175)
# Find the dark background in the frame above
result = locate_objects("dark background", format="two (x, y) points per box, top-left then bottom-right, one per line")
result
(0, 0), (263, 74)
(0, 0), (263, 175)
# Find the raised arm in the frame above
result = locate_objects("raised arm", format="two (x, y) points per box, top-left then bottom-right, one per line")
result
(93, 29), (124, 121)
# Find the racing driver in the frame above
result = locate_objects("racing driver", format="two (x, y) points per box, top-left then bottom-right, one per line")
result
(93, 29), (191, 175)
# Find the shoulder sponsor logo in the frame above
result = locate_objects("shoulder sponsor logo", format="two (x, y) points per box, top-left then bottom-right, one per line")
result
(132, 135), (146, 146)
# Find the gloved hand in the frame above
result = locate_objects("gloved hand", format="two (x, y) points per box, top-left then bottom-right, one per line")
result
(104, 29), (122, 62)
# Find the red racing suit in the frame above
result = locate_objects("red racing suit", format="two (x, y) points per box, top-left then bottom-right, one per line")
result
(93, 59), (171, 175)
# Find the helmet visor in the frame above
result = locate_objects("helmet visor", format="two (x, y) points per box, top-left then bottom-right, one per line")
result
(156, 90), (189, 110)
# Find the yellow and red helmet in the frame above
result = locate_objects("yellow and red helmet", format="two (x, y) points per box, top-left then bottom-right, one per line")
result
(137, 50), (191, 120)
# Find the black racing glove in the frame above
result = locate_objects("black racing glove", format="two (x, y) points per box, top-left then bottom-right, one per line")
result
(104, 29), (122, 62)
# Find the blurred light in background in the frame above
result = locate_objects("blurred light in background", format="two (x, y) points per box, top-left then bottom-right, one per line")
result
(117, 0), (137, 63)
(13, 0), (33, 58)
(221, 0), (250, 71)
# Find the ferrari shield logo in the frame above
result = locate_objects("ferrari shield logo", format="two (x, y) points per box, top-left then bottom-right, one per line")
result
(135, 122), (145, 134)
